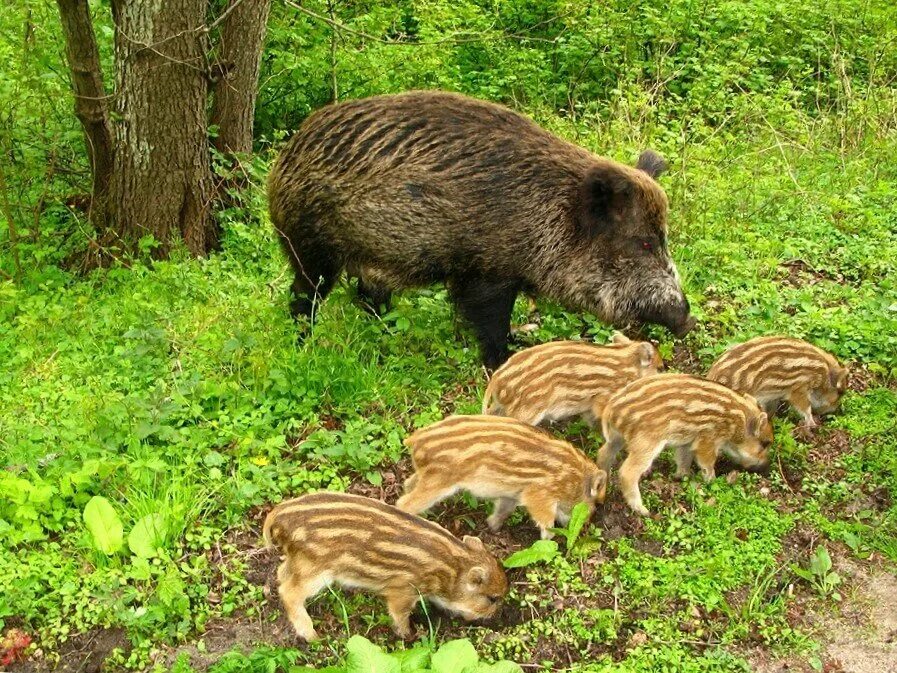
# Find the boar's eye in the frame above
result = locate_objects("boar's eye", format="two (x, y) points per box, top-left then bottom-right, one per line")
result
(641, 240), (654, 252)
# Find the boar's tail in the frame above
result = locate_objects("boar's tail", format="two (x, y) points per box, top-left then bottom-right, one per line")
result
(262, 508), (286, 551)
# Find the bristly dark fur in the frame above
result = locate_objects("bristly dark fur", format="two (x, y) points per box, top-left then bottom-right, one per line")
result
(268, 91), (693, 368)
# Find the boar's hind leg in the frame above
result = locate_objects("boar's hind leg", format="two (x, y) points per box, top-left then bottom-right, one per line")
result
(449, 277), (519, 370)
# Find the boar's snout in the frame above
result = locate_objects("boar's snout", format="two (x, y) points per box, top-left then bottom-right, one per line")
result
(664, 298), (696, 338)
(671, 314), (696, 337)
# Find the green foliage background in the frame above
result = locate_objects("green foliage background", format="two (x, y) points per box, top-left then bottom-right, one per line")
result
(1, 0), (896, 671)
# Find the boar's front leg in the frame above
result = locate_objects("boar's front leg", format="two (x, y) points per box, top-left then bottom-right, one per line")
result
(449, 276), (520, 370)
(356, 276), (392, 316)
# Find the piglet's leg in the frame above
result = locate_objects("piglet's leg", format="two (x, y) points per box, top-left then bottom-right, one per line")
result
(487, 497), (518, 532)
(618, 439), (664, 516)
(520, 490), (558, 539)
(395, 473), (455, 514)
(278, 562), (324, 642)
(692, 437), (719, 482)
(596, 432), (625, 474)
(401, 473), (419, 494)
(384, 588), (419, 640)
(788, 388), (816, 428)
(581, 407), (600, 429)
(673, 445), (694, 479)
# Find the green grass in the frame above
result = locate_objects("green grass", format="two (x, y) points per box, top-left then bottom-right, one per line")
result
(3, 119), (896, 670)
(3, 0), (897, 668)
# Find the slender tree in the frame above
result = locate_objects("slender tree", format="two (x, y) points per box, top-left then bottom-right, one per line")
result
(54, 0), (271, 259)
(55, 0), (114, 229)
(211, 0), (272, 155)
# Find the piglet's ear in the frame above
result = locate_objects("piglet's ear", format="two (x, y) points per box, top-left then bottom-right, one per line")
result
(830, 366), (848, 392)
(611, 331), (631, 345)
(638, 342), (655, 368)
(636, 150), (667, 179)
(466, 565), (487, 587)
(587, 471), (607, 499)
(576, 164), (633, 239)
(463, 535), (486, 552)
(746, 412), (768, 437)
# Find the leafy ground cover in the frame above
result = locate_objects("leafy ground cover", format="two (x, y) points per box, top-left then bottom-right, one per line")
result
(2, 0), (897, 671)
(3, 118), (896, 671)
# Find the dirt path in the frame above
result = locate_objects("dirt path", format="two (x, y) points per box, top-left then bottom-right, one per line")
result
(747, 563), (897, 673)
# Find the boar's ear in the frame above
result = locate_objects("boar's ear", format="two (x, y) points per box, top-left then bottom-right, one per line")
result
(636, 150), (667, 180)
(466, 565), (488, 587)
(463, 535), (486, 552)
(576, 164), (633, 239)
(611, 331), (631, 345)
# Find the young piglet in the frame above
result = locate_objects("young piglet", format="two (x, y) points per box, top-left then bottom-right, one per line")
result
(482, 333), (663, 426)
(598, 374), (773, 516)
(708, 336), (848, 428)
(396, 415), (607, 539)
(263, 492), (507, 641)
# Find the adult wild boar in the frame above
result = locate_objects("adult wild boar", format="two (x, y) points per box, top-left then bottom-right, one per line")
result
(269, 91), (695, 368)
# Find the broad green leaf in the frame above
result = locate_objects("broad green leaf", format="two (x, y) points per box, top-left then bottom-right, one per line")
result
(503, 540), (559, 568)
(128, 513), (168, 558)
(565, 502), (590, 549)
(345, 635), (400, 673)
(82, 496), (123, 555)
(431, 639), (478, 673)
(789, 564), (814, 582)
(394, 646), (430, 672)
(810, 546), (832, 575)
(476, 662), (523, 673)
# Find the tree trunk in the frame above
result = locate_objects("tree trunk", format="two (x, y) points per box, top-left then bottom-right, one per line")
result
(109, 0), (215, 256)
(210, 0), (272, 155)
(55, 0), (271, 260)
(55, 0), (114, 223)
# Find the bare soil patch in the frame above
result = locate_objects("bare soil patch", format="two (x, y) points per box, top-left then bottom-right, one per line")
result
(11, 627), (130, 673)
(744, 561), (897, 673)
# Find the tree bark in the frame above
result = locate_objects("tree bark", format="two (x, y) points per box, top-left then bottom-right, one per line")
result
(54, 0), (271, 260)
(55, 0), (114, 220)
(210, 0), (272, 155)
(109, 0), (215, 256)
